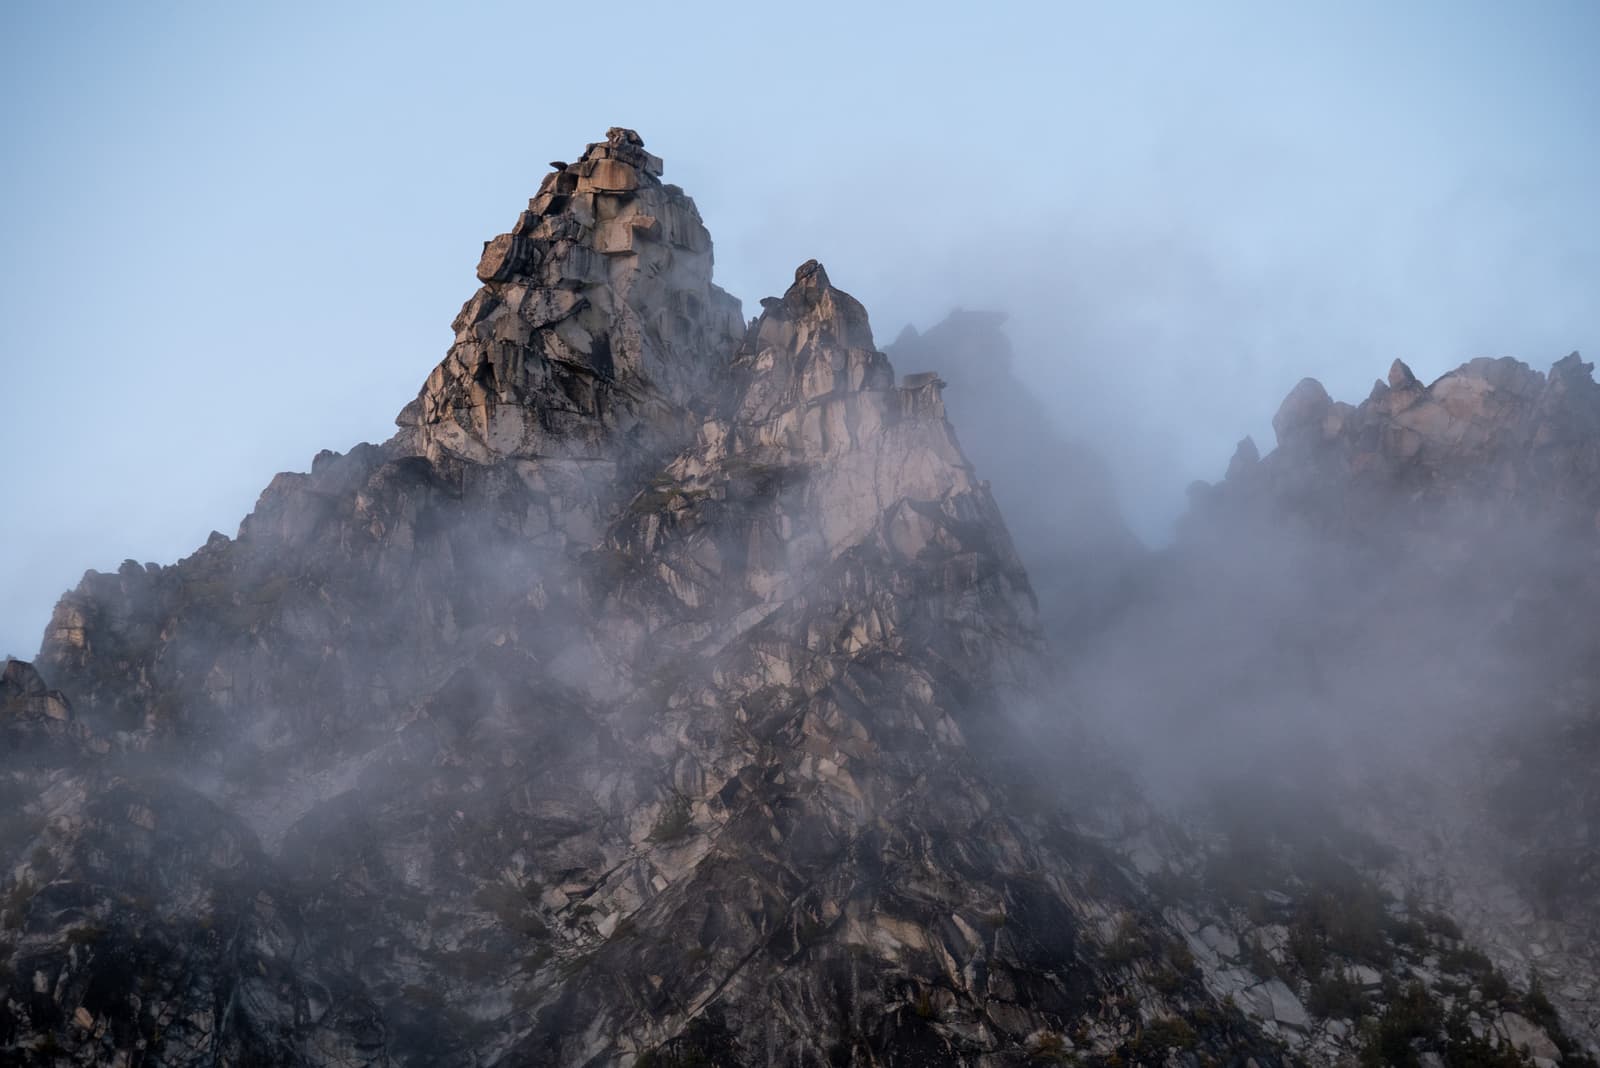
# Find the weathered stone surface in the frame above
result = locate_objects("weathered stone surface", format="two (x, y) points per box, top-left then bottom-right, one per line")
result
(2, 656), (89, 751)
(11, 126), (1593, 1068)
(1500, 1012), (1564, 1063)
(475, 232), (535, 282)
(1271, 376), (1333, 446)
(400, 126), (744, 473)
(6, 131), (1280, 1067)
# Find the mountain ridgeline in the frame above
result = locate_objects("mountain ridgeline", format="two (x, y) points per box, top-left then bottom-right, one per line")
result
(3, 129), (1598, 1067)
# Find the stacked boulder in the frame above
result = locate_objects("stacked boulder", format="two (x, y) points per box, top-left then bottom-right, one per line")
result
(398, 127), (744, 471)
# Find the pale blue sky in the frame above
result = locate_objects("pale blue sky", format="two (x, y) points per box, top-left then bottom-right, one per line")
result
(3, 1), (1597, 656)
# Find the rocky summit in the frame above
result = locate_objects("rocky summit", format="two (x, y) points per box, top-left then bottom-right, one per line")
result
(3, 129), (1598, 1068)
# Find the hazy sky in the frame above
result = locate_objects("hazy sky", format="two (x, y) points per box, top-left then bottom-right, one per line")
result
(3, 1), (1597, 657)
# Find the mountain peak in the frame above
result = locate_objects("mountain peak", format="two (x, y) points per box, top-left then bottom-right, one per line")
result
(792, 256), (827, 287)
(396, 129), (742, 467)
(1202, 351), (1600, 534)
(1271, 376), (1334, 446)
(17, 130), (1600, 1067)
(750, 258), (878, 357)
(1388, 357), (1420, 389)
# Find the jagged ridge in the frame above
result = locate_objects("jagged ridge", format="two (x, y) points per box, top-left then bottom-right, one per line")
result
(1, 130), (1282, 1067)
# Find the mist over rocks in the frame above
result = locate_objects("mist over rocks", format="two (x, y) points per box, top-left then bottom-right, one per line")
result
(2, 128), (1597, 1067)
(0, 657), (88, 754)
(1081, 351), (1600, 1053)
(885, 311), (1143, 643)
(1205, 351), (1600, 529)
(0, 128), (1272, 1067)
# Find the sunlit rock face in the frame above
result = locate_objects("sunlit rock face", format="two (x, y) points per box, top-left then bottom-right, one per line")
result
(2, 130), (1285, 1067)
(399, 126), (745, 470)
(1210, 352), (1600, 531)
(5, 129), (1596, 1068)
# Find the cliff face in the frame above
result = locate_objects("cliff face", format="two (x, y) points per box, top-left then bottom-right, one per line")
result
(1, 130), (1277, 1067)
(1090, 353), (1600, 1055)
(397, 127), (744, 471)
(4, 129), (1596, 1068)
(1227, 355), (1600, 1037)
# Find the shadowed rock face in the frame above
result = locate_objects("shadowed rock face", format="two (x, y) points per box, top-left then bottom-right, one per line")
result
(885, 311), (1143, 644)
(1110, 354), (1600, 1051)
(5, 130), (1596, 1068)
(1, 131), (1283, 1067)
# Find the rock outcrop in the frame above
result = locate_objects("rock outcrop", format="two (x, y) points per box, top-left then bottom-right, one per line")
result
(1111, 353), (1600, 1057)
(3, 131), (1280, 1067)
(5, 129), (1595, 1068)
(1209, 352), (1600, 532)
(397, 126), (744, 474)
